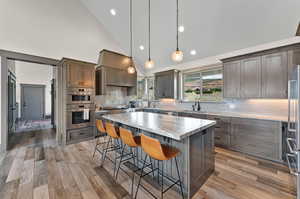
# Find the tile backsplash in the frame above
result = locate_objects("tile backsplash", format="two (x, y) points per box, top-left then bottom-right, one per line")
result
(155, 99), (288, 117)
(95, 86), (136, 107)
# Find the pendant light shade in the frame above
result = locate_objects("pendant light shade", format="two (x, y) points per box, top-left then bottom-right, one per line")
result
(171, 0), (183, 62)
(172, 49), (183, 62)
(145, 0), (154, 69)
(145, 59), (154, 69)
(127, 64), (136, 74)
(127, 0), (135, 74)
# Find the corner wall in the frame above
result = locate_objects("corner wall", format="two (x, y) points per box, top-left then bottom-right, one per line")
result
(0, 0), (123, 63)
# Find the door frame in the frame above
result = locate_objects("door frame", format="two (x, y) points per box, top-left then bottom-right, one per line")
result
(0, 49), (59, 153)
(20, 84), (46, 121)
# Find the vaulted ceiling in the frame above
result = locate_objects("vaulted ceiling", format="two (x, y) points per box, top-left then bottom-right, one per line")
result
(80, 0), (300, 74)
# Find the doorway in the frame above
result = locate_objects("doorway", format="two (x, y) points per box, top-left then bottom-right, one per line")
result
(8, 61), (55, 134)
(0, 50), (60, 152)
(21, 84), (45, 121)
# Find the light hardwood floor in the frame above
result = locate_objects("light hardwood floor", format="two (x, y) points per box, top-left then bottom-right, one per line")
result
(0, 129), (296, 199)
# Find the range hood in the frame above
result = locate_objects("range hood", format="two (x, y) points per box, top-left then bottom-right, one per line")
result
(96, 50), (137, 95)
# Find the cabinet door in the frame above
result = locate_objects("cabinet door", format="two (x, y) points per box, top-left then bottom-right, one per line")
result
(155, 73), (174, 99)
(67, 62), (82, 88)
(261, 52), (288, 98)
(207, 115), (230, 148)
(240, 56), (261, 98)
(230, 118), (282, 162)
(223, 61), (241, 98)
(81, 65), (95, 88)
(288, 47), (300, 80)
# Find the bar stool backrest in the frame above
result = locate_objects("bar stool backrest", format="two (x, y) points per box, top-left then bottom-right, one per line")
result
(96, 120), (106, 134)
(105, 122), (119, 139)
(141, 134), (166, 161)
(119, 128), (137, 147)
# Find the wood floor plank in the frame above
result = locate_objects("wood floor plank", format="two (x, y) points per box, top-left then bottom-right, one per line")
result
(20, 159), (34, 185)
(57, 161), (83, 199)
(0, 179), (20, 199)
(33, 160), (48, 188)
(0, 129), (296, 199)
(25, 147), (35, 161)
(0, 149), (18, 187)
(17, 182), (33, 199)
(35, 147), (45, 161)
(33, 184), (49, 199)
(6, 147), (26, 182)
(47, 158), (66, 199)
(94, 166), (129, 199)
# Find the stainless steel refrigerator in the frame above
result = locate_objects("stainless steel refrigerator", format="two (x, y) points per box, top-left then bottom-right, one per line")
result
(287, 65), (300, 199)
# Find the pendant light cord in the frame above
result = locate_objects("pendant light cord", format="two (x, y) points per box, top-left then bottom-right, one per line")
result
(176, 0), (179, 51)
(148, 0), (151, 60)
(130, 0), (132, 58)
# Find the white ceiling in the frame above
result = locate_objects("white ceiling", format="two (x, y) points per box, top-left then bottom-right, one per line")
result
(80, 0), (300, 74)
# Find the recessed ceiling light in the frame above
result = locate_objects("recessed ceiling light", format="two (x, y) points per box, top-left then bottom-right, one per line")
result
(190, 50), (197, 55)
(110, 9), (116, 16)
(178, 25), (185, 33)
(139, 45), (144, 50)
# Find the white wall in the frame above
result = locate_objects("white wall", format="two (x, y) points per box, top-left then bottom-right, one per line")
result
(0, 0), (124, 149)
(15, 61), (53, 118)
(0, 0), (123, 63)
(0, 57), (2, 145)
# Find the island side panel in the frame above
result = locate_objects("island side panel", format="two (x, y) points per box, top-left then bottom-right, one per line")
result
(189, 126), (215, 197)
(138, 131), (190, 194)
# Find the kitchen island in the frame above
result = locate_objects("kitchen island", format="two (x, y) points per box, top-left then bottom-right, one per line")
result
(102, 111), (216, 198)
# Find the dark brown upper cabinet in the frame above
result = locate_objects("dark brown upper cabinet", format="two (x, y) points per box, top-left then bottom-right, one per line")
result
(60, 58), (95, 88)
(95, 50), (137, 96)
(154, 70), (179, 99)
(222, 44), (300, 99)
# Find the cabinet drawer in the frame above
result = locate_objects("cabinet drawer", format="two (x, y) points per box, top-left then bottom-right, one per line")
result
(67, 127), (94, 144)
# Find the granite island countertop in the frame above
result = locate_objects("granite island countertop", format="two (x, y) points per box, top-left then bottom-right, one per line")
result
(103, 112), (216, 141)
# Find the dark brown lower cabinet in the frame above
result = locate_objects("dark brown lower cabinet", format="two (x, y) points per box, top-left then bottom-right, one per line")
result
(142, 109), (283, 162)
(207, 115), (231, 148)
(230, 118), (282, 162)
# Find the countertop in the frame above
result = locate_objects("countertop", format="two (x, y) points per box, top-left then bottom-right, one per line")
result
(103, 112), (216, 141)
(142, 108), (288, 122)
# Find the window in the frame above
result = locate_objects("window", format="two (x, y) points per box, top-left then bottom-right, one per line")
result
(183, 68), (223, 101)
(137, 76), (155, 101)
(137, 76), (146, 100)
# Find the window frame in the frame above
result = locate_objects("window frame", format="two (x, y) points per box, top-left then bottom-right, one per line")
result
(181, 67), (223, 102)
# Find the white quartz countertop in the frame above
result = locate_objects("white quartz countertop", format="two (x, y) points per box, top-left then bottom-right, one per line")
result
(103, 112), (216, 141)
(143, 108), (288, 122)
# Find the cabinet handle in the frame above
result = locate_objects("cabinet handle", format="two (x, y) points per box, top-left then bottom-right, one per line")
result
(215, 136), (221, 140)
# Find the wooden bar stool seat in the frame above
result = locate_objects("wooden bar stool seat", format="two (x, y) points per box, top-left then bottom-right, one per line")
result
(93, 120), (108, 158)
(135, 134), (185, 199)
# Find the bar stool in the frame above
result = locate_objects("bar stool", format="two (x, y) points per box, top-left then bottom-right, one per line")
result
(135, 134), (185, 199)
(101, 122), (122, 176)
(93, 119), (108, 158)
(115, 127), (142, 196)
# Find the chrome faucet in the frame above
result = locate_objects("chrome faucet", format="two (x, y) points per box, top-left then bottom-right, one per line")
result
(192, 101), (201, 111)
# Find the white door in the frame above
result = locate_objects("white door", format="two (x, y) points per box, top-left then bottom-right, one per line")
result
(21, 84), (45, 121)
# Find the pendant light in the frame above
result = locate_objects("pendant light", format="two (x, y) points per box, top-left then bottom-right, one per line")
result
(127, 0), (136, 74)
(145, 0), (154, 69)
(171, 0), (183, 62)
